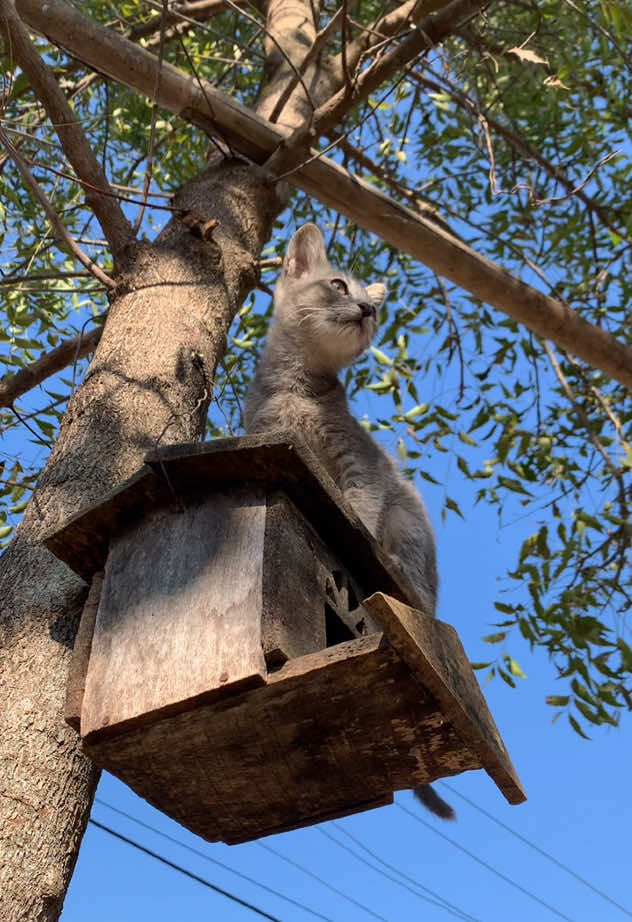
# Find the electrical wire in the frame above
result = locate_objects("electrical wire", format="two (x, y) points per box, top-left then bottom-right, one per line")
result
(256, 840), (392, 922)
(89, 819), (283, 922)
(439, 782), (632, 919)
(93, 798), (335, 922)
(319, 824), (485, 922)
(397, 804), (577, 922)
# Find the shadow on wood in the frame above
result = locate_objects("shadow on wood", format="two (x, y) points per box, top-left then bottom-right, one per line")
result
(44, 433), (525, 844)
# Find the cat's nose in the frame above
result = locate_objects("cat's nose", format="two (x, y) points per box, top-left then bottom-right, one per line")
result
(358, 302), (376, 319)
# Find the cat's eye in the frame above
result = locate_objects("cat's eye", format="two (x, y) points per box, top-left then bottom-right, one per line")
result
(330, 278), (348, 295)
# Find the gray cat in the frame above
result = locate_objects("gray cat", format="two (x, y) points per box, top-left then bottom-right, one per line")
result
(244, 223), (453, 820)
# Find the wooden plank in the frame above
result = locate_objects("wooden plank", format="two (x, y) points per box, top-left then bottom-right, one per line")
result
(146, 433), (424, 610)
(261, 491), (379, 664)
(65, 571), (103, 731)
(42, 466), (170, 582)
(44, 435), (421, 616)
(84, 633), (480, 844)
(81, 486), (267, 740)
(364, 593), (526, 805)
(261, 491), (327, 664)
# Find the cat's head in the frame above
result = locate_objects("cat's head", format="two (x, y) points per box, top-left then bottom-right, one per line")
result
(273, 223), (386, 372)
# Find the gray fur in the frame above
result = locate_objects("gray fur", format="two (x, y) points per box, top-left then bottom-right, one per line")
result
(245, 224), (452, 820)
(244, 224), (437, 614)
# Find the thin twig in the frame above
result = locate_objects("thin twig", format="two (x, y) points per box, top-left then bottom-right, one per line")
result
(0, 324), (104, 408)
(0, 0), (132, 257)
(222, 0), (316, 114)
(534, 151), (620, 207)
(266, 0), (490, 176)
(411, 67), (629, 241)
(543, 342), (622, 483)
(9, 405), (51, 447)
(268, 7), (344, 123)
(0, 127), (115, 289)
(0, 478), (35, 491)
(0, 270), (92, 285)
(133, 0), (169, 234)
(176, 31), (234, 158)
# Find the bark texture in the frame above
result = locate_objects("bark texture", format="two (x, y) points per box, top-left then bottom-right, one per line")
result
(0, 160), (282, 922)
(0, 0), (329, 916)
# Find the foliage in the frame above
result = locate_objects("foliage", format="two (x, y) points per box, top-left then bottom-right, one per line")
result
(1, 0), (630, 734)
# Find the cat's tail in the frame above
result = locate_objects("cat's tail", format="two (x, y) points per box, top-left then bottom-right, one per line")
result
(413, 784), (455, 820)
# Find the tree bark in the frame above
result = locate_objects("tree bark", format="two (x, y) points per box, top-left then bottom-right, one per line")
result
(0, 0), (326, 917)
(0, 159), (282, 922)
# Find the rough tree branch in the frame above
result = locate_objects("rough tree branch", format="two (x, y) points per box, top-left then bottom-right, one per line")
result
(0, 0), (133, 261)
(0, 325), (104, 409)
(15, 0), (632, 390)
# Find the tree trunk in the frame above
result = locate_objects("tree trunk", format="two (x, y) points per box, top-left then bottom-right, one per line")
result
(0, 1), (337, 915)
(0, 159), (282, 922)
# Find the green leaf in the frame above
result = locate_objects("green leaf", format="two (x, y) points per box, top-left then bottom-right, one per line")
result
(568, 714), (591, 740)
(506, 656), (527, 679)
(370, 346), (393, 366)
(482, 632), (506, 644)
(444, 496), (464, 519)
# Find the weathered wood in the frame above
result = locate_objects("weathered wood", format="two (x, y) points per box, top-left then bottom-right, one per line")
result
(81, 487), (268, 740)
(261, 491), (379, 664)
(44, 434), (424, 610)
(65, 571), (103, 731)
(84, 633), (480, 844)
(44, 437), (524, 843)
(146, 433), (425, 609)
(261, 491), (327, 664)
(42, 466), (170, 583)
(364, 593), (526, 805)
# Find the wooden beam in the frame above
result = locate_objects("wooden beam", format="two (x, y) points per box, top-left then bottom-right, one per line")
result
(364, 592), (526, 805)
(16, 0), (632, 389)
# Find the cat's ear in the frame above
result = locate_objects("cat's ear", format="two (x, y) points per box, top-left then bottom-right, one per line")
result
(283, 224), (329, 281)
(365, 282), (387, 307)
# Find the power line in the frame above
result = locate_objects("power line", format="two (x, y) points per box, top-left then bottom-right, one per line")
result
(319, 824), (485, 922)
(397, 804), (577, 922)
(439, 782), (632, 919)
(89, 819), (283, 922)
(257, 840), (392, 922)
(94, 798), (335, 922)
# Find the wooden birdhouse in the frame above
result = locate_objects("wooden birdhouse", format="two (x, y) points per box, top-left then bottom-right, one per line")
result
(45, 432), (525, 844)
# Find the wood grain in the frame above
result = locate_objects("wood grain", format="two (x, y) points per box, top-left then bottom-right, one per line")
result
(44, 434), (423, 611)
(261, 490), (378, 664)
(261, 491), (327, 664)
(81, 487), (268, 740)
(146, 432), (425, 609)
(65, 571), (103, 731)
(85, 633), (480, 844)
(364, 592), (526, 805)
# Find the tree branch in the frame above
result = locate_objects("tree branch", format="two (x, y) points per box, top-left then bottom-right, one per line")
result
(410, 70), (628, 241)
(16, 0), (632, 390)
(125, 0), (247, 42)
(0, 126), (116, 289)
(0, 325), (103, 409)
(0, 0), (133, 261)
(268, 6), (344, 123)
(331, 0), (452, 82)
(265, 0), (491, 174)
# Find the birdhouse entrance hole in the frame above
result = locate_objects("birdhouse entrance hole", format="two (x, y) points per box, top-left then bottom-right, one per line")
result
(45, 433), (525, 845)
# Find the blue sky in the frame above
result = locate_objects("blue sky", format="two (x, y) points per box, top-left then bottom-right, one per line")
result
(56, 426), (631, 922)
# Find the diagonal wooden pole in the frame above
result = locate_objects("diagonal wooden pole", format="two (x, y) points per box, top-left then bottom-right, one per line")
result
(15, 0), (632, 389)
